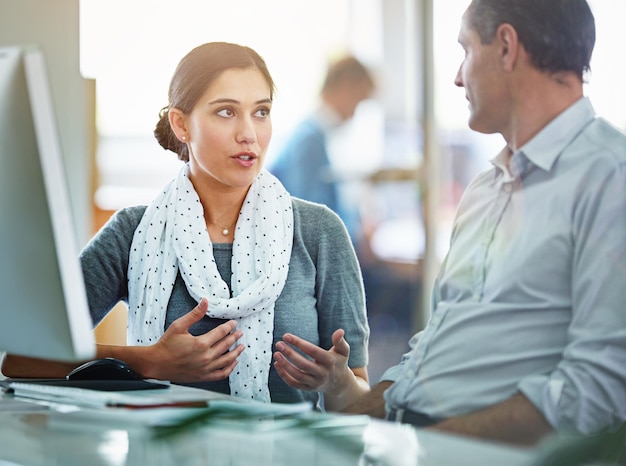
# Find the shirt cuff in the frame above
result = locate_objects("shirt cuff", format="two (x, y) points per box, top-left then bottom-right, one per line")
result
(379, 363), (405, 384)
(518, 374), (564, 430)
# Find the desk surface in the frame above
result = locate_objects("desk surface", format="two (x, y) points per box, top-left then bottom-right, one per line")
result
(0, 386), (537, 466)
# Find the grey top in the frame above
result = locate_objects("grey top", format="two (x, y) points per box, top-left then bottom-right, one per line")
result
(80, 198), (369, 405)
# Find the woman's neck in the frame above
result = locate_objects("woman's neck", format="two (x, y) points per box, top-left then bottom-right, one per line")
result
(186, 166), (251, 241)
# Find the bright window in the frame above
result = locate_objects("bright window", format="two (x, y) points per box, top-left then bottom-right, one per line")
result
(79, 0), (384, 210)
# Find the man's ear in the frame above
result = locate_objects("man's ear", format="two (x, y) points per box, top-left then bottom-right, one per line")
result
(168, 107), (189, 142)
(495, 23), (520, 72)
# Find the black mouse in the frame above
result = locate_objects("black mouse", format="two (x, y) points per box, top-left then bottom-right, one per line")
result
(66, 358), (142, 381)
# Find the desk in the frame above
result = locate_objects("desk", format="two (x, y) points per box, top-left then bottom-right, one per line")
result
(0, 388), (536, 466)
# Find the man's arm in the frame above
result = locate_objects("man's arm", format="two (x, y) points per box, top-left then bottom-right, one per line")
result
(340, 381), (552, 446)
(342, 380), (393, 418)
(430, 392), (553, 446)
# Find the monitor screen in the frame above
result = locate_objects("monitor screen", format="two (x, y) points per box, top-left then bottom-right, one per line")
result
(0, 45), (95, 362)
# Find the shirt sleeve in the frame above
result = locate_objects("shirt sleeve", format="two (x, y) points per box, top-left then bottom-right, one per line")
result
(380, 331), (423, 382)
(518, 161), (626, 434)
(380, 272), (441, 382)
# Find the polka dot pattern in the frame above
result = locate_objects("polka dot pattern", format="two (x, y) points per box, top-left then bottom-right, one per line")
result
(128, 164), (294, 402)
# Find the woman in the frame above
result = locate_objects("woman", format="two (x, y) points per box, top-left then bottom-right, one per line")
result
(2, 42), (369, 411)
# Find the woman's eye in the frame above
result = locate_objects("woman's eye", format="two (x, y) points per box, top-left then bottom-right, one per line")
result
(217, 108), (235, 117)
(255, 107), (270, 118)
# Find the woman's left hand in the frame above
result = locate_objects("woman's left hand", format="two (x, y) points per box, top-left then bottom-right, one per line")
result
(273, 329), (369, 411)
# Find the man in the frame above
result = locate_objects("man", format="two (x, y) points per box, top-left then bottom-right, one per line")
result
(344, 0), (626, 446)
(269, 55), (375, 242)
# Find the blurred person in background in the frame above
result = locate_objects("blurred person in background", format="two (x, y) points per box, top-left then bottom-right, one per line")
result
(269, 55), (375, 245)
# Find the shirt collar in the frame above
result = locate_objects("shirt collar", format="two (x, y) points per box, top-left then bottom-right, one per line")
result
(491, 146), (515, 181)
(518, 97), (596, 172)
(491, 97), (596, 179)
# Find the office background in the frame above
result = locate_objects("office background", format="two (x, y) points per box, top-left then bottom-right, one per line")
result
(0, 0), (624, 384)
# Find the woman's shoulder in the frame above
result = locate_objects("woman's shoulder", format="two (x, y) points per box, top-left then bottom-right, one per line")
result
(290, 197), (350, 240)
(116, 205), (148, 221)
(81, 206), (148, 261)
(112, 205), (147, 224)
(98, 205), (148, 237)
(291, 197), (340, 222)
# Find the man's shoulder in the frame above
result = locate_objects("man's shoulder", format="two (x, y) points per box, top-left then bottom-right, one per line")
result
(585, 118), (626, 162)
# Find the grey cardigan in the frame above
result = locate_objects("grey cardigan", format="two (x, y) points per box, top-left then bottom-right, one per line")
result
(80, 197), (369, 405)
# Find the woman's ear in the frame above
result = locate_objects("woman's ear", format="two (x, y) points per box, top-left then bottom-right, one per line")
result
(168, 107), (189, 142)
(496, 23), (520, 72)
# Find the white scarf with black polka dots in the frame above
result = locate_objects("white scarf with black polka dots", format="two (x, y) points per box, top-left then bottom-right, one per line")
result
(127, 164), (293, 402)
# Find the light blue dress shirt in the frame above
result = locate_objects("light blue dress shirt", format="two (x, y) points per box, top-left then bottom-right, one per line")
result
(382, 97), (626, 435)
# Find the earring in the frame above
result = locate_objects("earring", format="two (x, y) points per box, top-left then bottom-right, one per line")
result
(181, 135), (187, 141)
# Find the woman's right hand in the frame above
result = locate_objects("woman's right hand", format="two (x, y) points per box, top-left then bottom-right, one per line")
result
(141, 298), (244, 383)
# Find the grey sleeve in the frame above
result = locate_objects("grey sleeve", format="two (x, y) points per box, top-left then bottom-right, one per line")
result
(79, 206), (146, 326)
(304, 202), (370, 368)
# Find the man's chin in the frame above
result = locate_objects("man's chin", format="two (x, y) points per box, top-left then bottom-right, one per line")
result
(468, 118), (497, 135)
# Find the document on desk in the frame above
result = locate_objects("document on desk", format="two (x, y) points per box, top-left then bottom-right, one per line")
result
(8, 381), (312, 416)
(8, 381), (241, 408)
(9, 381), (315, 429)
(0, 396), (50, 412)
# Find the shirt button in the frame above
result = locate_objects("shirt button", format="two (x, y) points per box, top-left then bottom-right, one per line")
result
(503, 184), (512, 192)
(405, 369), (415, 379)
(473, 293), (480, 301)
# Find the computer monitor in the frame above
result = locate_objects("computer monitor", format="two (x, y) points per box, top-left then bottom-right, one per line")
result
(0, 45), (96, 362)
